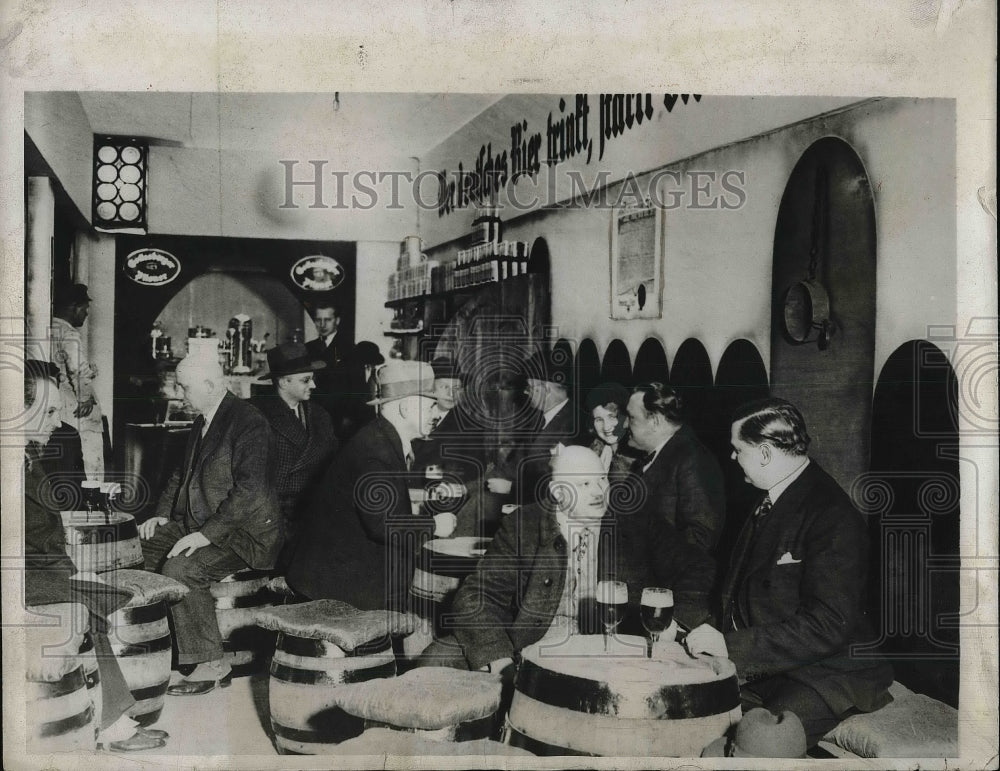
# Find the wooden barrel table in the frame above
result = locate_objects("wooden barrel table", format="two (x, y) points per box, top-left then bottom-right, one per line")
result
(211, 569), (277, 675)
(105, 569), (189, 725)
(506, 635), (742, 757)
(60, 511), (144, 574)
(410, 537), (490, 637)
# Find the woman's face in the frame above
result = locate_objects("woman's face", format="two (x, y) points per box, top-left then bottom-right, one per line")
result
(592, 403), (627, 445)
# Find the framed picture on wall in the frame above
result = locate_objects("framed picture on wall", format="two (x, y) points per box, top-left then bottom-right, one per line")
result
(609, 202), (663, 319)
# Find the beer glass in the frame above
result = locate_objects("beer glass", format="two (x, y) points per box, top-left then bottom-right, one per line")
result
(640, 587), (674, 658)
(596, 580), (628, 652)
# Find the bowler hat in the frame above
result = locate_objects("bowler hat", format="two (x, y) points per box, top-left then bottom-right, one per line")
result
(701, 708), (807, 758)
(346, 340), (386, 367)
(366, 360), (435, 405)
(522, 347), (573, 388)
(258, 341), (327, 380)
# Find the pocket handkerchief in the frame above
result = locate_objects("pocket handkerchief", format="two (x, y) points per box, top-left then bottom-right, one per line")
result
(776, 551), (802, 565)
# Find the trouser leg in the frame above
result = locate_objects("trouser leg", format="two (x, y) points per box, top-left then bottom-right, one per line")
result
(161, 545), (247, 665)
(414, 635), (470, 670)
(140, 520), (186, 571)
(79, 428), (105, 482)
(93, 631), (135, 729)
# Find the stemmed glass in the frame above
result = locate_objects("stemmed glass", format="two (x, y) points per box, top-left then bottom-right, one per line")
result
(596, 580), (628, 652)
(640, 587), (674, 658)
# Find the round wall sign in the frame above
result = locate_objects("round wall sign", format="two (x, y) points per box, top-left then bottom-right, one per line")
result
(124, 248), (181, 286)
(290, 255), (345, 291)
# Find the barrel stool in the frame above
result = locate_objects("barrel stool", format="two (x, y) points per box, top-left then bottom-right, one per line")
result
(253, 599), (417, 754)
(25, 602), (97, 754)
(327, 667), (504, 743)
(210, 569), (278, 675)
(104, 569), (188, 725)
(60, 510), (144, 574)
(506, 635), (742, 757)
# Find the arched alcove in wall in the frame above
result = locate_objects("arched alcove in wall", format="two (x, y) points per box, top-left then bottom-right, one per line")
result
(862, 340), (959, 707)
(711, 339), (771, 578)
(633, 337), (669, 386)
(669, 338), (713, 443)
(770, 136), (877, 490)
(600, 339), (632, 388)
(576, 339), (602, 400)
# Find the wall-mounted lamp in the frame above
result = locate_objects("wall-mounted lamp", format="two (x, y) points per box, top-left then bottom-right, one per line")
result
(92, 135), (148, 232)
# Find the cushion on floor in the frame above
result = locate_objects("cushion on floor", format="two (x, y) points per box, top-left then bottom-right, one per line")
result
(104, 568), (189, 605)
(324, 667), (503, 729)
(332, 727), (534, 757)
(825, 681), (958, 758)
(253, 599), (416, 651)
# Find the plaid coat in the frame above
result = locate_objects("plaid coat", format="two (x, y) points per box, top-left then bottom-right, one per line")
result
(252, 395), (338, 525)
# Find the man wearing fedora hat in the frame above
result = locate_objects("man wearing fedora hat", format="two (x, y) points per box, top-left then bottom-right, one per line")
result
(252, 342), (338, 548)
(488, 347), (585, 505)
(286, 360), (456, 611)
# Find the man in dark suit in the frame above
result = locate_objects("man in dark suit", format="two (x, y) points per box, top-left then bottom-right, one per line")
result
(622, 382), (725, 628)
(286, 360), (455, 611)
(491, 347), (584, 505)
(305, 298), (347, 418)
(685, 398), (893, 747)
(253, 341), (338, 547)
(138, 355), (280, 694)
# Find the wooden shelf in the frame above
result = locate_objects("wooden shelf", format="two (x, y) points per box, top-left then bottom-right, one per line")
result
(384, 328), (425, 336)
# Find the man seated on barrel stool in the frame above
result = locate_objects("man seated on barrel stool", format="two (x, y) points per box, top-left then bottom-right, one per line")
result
(684, 398), (893, 748)
(420, 444), (686, 674)
(286, 360), (456, 612)
(252, 341), (338, 556)
(22, 359), (169, 751)
(138, 354), (281, 695)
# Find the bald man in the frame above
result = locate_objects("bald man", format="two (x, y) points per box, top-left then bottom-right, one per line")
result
(139, 355), (280, 694)
(420, 445), (637, 673)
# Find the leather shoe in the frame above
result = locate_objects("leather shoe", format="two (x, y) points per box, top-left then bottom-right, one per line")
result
(166, 670), (233, 696)
(137, 726), (170, 740)
(106, 731), (167, 752)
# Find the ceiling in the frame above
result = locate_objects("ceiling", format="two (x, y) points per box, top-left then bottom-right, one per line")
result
(78, 92), (503, 159)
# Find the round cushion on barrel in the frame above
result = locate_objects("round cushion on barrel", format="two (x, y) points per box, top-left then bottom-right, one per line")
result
(327, 667), (502, 739)
(268, 632), (398, 754)
(211, 569), (277, 673)
(333, 727), (535, 757)
(507, 636), (742, 757)
(104, 569), (187, 726)
(60, 511), (144, 573)
(253, 599), (417, 652)
(410, 537), (490, 604)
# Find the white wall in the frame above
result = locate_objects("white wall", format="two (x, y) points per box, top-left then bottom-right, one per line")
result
(426, 98), (957, 381)
(354, 241), (397, 361)
(24, 92), (93, 220)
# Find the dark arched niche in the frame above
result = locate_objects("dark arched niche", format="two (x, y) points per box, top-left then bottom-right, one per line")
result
(633, 337), (669, 386)
(600, 339), (633, 388)
(770, 137), (877, 489)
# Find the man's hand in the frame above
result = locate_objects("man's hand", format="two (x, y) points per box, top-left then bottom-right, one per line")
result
(433, 512), (457, 538)
(166, 531), (210, 558)
(138, 517), (168, 539)
(74, 396), (96, 418)
(684, 623), (728, 658)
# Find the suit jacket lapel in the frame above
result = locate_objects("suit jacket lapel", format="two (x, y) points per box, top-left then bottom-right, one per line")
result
(196, 393), (234, 470)
(375, 416), (406, 467)
(741, 463), (818, 581)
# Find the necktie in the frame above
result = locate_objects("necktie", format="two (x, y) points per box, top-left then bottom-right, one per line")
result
(405, 452), (414, 471)
(297, 403), (307, 427)
(633, 450), (656, 474)
(728, 494), (773, 630)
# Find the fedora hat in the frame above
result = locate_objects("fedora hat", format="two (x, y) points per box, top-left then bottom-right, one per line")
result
(258, 341), (327, 380)
(366, 360), (435, 405)
(346, 340), (386, 367)
(701, 708), (807, 758)
(522, 347), (574, 388)
(430, 356), (463, 381)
